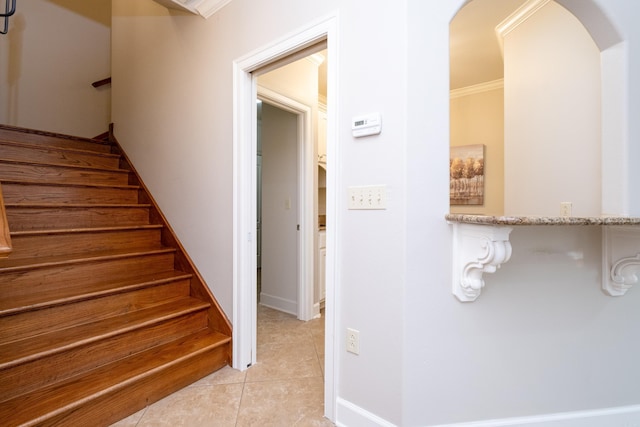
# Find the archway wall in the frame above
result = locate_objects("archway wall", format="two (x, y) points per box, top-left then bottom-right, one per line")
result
(404, 0), (640, 425)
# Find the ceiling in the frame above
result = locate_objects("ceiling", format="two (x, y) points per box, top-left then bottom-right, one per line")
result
(450, 0), (529, 90)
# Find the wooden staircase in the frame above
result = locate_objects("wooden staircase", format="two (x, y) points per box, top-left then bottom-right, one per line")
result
(0, 125), (232, 427)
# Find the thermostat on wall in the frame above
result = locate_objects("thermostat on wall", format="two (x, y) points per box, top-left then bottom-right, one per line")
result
(352, 113), (382, 137)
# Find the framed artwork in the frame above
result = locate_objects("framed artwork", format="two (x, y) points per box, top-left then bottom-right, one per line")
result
(450, 144), (484, 205)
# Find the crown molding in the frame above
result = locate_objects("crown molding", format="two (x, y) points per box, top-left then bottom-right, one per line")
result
(450, 79), (503, 99)
(495, 0), (551, 56)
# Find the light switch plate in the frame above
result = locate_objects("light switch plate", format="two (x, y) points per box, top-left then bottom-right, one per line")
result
(348, 185), (387, 210)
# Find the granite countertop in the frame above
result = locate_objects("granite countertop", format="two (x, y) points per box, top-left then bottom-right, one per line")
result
(445, 214), (640, 226)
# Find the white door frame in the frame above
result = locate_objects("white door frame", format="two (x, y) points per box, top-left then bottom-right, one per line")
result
(258, 86), (315, 321)
(232, 14), (339, 421)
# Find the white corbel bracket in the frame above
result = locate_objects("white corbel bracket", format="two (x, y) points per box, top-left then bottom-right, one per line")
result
(450, 222), (513, 302)
(602, 226), (640, 296)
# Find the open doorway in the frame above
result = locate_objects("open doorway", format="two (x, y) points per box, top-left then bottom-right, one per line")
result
(232, 15), (338, 421)
(256, 100), (300, 313)
(257, 52), (326, 320)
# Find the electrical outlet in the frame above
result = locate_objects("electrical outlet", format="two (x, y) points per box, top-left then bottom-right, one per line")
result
(348, 185), (387, 210)
(560, 202), (572, 217)
(346, 328), (360, 355)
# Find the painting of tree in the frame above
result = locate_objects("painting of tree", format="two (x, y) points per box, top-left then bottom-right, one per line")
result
(450, 144), (484, 205)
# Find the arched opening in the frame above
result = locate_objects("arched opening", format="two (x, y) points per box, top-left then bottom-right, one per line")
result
(450, 0), (626, 217)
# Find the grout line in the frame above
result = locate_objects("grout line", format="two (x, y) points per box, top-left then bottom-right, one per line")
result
(234, 379), (247, 426)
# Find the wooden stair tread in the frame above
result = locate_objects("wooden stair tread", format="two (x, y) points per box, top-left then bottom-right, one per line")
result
(0, 158), (129, 174)
(0, 246), (174, 270)
(0, 270), (193, 316)
(0, 329), (230, 423)
(0, 297), (210, 369)
(10, 224), (164, 237)
(4, 202), (151, 211)
(0, 140), (121, 159)
(0, 179), (140, 191)
(0, 126), (113, 153)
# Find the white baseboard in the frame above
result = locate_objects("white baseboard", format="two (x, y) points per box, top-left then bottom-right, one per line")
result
(259, 293), (297, 315)
(335, 397), (397, 427)
(334, 400), (640, 427)
(429, 404), (640, 427)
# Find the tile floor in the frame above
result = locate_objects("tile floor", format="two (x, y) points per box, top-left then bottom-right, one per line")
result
(110, 304), (334, 427)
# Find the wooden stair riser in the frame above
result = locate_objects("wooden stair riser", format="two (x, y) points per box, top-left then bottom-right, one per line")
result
(0, 142), (121, 170)
(0, 252), (177, 297)
(0, 331), (230, 427)
(0, 308), (210, 402)
(5, 205), (150, 231)
(0, 128), (112, 154)
(1, 182), (139, 205)
(0, 161), (129, 186)
(7, 227), (163, 259)
(0, 279), (192, 345)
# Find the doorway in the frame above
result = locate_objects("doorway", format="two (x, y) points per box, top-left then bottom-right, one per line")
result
(232, 15), (338, 421)
(256, 97), (302, 316)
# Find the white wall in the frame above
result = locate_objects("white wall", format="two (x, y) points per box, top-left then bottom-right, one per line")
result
(503, 1), (601, 217)
(0, 0), (111, 137)
(111, 0), (640, 426)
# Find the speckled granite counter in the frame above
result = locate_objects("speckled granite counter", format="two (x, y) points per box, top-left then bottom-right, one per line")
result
(446, 214), (640, 226)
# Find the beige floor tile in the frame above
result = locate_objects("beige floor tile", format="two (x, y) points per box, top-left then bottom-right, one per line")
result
(109, 305), (329, 426)
(109, 408), (146, 427)
(135, 383), (244, 427)
(236, 377), (334, 427)
(189, 365), (247, 386)
(246, 341), (323, 383)
(258, 325), (314, 347)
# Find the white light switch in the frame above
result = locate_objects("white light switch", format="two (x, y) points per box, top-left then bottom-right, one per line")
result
(348, 185), (387, 210)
